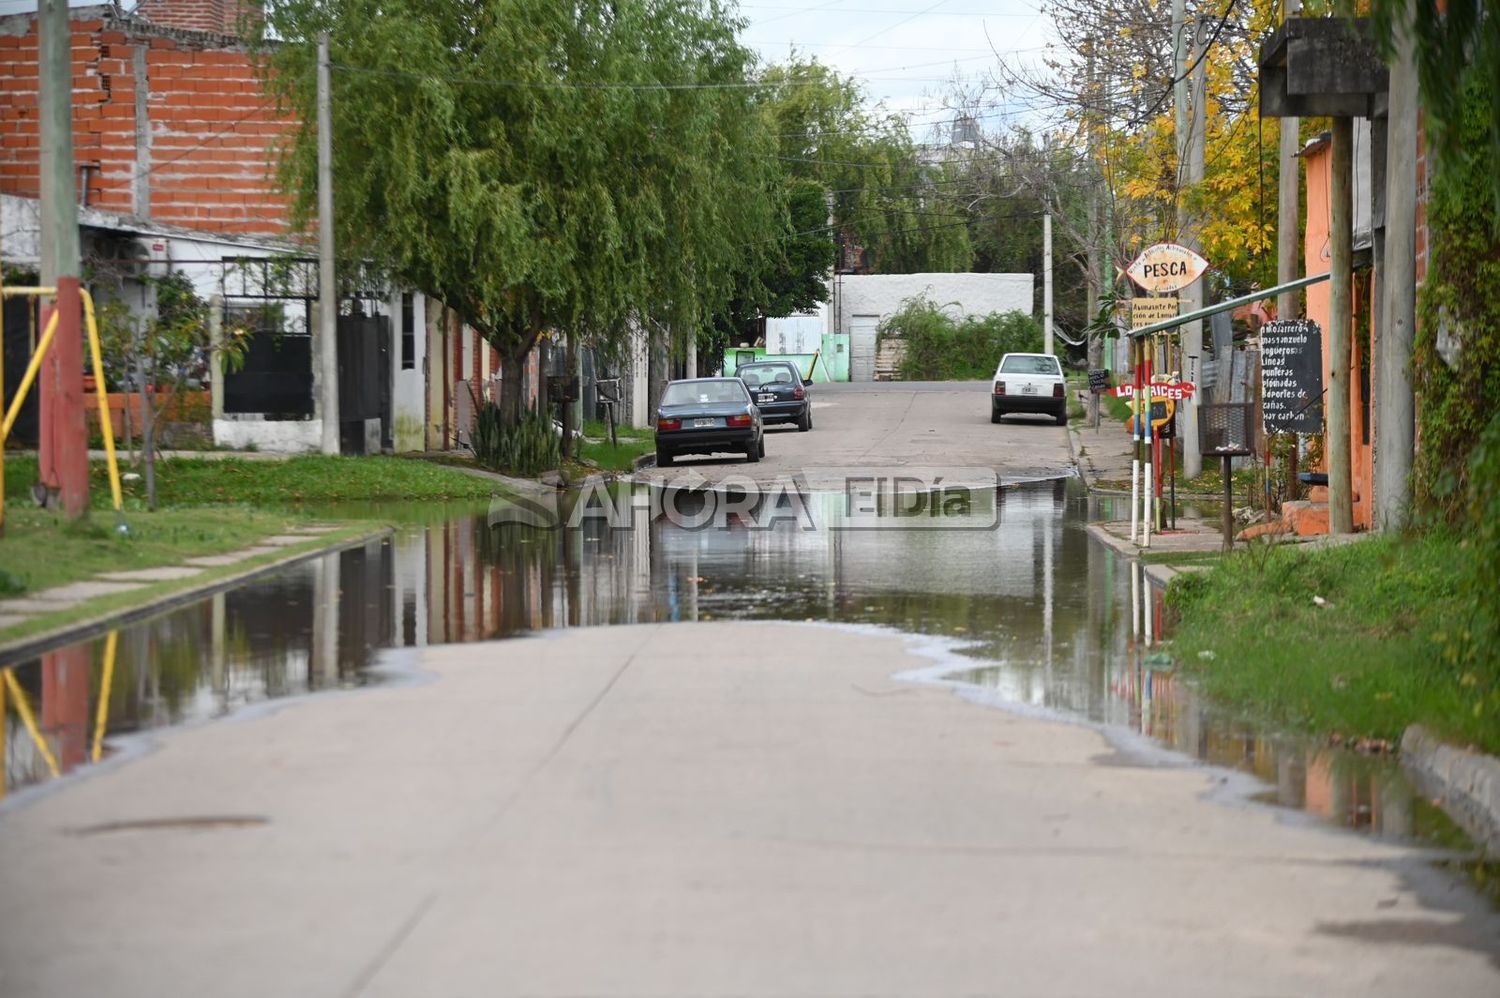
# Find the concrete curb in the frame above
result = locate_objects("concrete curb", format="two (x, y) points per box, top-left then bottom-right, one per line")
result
(632, 452), (656, 472)
(0, 526), (392, 664)
(1400, 725), (1500, 854)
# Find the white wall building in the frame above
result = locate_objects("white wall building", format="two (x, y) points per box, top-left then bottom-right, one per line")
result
(830, 272), (1034, 381)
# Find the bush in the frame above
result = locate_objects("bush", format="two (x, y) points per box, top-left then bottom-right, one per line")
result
(472, 406), (560, 477)
(879, 295), (1043, 381)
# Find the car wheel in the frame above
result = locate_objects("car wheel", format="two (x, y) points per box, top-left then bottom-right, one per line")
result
(758, 435), (766, 458)
(991, 406), (1003, 424)
(656, 448), (673, 467)
(797, 407), (811, 432)
(745, 438), (761, 463)
(1055, 410), (1068, 426)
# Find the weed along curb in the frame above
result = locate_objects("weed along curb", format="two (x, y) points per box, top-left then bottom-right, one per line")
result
(1401, 725), (1500, 853)
(0, 525), (391, 664)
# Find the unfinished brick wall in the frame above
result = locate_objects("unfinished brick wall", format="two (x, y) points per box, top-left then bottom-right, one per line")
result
(0, 9), (294, 236)
(134, 0), (253, 37)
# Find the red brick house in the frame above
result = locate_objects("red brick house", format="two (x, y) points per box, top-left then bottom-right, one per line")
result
(0, 1), (548, 452)
(0, 1), (292, 235)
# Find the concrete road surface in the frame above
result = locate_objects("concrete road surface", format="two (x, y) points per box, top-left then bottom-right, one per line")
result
(2, 622), (1497, 997)
(635, 381), (1073, 487)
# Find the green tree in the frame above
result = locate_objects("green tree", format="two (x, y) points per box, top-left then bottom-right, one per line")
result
(760, 59), (973, 275)
(96, 274), (244, 510)
(260, 0), (782, 421)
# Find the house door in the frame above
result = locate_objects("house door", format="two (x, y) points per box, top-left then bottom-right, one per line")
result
(850, 315), (880, 382)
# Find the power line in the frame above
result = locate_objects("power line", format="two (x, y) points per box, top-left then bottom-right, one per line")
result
(327, 60), (987, 91)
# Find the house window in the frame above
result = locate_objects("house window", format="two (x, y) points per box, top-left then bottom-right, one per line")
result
(400, 293), (415, 370)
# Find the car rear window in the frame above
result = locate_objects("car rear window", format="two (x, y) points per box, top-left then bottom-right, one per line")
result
(1000, 355), (1062, 376)
(740, 365), (798, 387)
(662, 381), (749, 406)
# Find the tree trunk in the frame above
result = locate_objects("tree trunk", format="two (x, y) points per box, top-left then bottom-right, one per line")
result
(499, 351), (524, 426)
(561, 331), (578, 460)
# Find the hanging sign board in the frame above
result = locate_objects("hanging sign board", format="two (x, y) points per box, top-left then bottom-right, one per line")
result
(1111, 381), (1195, 401)
(1125, 243), (1209, 293)
(1131, 297), (1180, 329)
(1260, 319), (1324, 434)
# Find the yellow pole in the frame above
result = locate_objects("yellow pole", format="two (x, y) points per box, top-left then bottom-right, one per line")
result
(80, 290), (123, 512)
(1, 263), (7, 536)
(0, 666), (7, 801)
(1, 309), (60, 444)
(1, 286), (58, 298)
(91, 630), (117, 763)
(2, 668), (60, 778)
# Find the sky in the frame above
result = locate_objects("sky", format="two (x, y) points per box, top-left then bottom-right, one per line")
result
(734, 0), (1061, 139)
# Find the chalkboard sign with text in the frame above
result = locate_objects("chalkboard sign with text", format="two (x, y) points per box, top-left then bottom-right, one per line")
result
(1260, 319), (1323, 434)
(1087, 369), (1111, 393)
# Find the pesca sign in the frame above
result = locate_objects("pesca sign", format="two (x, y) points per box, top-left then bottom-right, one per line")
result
(1125, 243), (1209, 294)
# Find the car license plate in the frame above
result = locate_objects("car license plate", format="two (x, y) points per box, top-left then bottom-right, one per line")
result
(1022, 384), (1038, 395)
(693, 418), (719, 428)
(757, 393), (776, 404)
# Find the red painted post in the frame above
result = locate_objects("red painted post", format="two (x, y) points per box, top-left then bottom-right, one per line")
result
(38, 276), (88, 517)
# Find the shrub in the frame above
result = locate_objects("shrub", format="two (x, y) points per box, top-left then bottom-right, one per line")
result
(472, 406), (560, 478)
(879, 295), (1043, 381)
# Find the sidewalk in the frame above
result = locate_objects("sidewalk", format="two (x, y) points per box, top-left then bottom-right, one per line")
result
(0, 523), (381, 660)
(1071, 405), (1230, 558)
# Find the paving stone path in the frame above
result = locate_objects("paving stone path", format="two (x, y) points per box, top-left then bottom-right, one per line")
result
(0, 524), (340, 640)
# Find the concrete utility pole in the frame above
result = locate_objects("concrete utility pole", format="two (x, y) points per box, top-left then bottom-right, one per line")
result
(1178, 6), (1207, 479)
(1327, 118), (1354, 534)
(1042, 205), (1054, 355)
(38, 0), (88, 517)
(316, 32), (340, 455)
(1276, 0), (1302, 323)
(1375, 2), (1418, 531)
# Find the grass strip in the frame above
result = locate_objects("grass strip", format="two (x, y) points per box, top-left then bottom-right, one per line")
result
(4, 454), (503, 507)
(1167, 531), (1500, 754)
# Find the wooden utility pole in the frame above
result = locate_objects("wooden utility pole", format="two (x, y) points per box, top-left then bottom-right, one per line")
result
(37, 0), (88, 517)
(1327, 118), (1354, 534)
(316, 32), (341, 455)
(1276, 0), (1302, 323)
(1375, 1), (1418, 531)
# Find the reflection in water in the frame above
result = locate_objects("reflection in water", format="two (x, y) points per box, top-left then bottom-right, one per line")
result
(0, 481), (1467, 846)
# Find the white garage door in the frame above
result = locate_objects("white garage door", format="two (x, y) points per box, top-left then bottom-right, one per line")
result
(850, 314), (880, 382)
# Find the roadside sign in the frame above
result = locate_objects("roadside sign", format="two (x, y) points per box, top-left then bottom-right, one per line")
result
(1131, 297), (1180, 329)
(1087, 369), (1111, 393)
(1260, 319), (1323, 434)
(1111, 381), (1194, 400)
(1125, 243), (1209, 293)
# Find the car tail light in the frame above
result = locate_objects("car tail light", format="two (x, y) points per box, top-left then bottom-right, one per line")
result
(1053, 383), (1065, 398)
(657, 418), (681, 431)
(993, 380), (1006, 396)
(727, 413), (752, 427)
(793, 385), (805, 400)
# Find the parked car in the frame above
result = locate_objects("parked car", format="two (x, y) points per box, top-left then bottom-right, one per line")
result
(736, 361), (813, 432)
(991, 352), (1067, 425)
(655, 377), (765, 466)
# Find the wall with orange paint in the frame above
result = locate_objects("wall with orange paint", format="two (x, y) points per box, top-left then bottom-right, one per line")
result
(1301, 138), (1375, 530)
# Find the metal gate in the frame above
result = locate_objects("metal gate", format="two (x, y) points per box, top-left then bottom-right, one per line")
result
(850, 314), (880, 382)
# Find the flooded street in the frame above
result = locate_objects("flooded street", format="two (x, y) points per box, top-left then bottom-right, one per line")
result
(0, 480), (1463, 847)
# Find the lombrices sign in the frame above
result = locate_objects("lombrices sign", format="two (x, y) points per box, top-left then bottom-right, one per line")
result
(1126, 243), (1209, 294)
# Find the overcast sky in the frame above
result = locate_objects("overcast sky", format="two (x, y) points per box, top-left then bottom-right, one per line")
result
(0, 0), (1062, 136)
(737, 0), (1060, 137)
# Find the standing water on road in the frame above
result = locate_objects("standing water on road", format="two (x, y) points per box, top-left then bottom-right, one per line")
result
(0, 480), (1465, 847)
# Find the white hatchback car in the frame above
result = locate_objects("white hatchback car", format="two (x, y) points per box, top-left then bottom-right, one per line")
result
(991, 352), (1067, 425)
